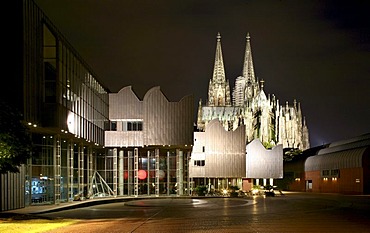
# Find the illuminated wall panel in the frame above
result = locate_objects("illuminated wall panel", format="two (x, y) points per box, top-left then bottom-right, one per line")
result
(245, 139), (283, 179)
(106, 86), (193, 147)
(190, 119), (246, 178)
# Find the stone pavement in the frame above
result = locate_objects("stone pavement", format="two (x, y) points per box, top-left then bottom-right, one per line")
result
(2, 196), (143, 215)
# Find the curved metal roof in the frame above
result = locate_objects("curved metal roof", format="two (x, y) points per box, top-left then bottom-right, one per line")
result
(305, 147), (367, 171)
(326, 133), (370, 149)
(318, 139), (370, 155)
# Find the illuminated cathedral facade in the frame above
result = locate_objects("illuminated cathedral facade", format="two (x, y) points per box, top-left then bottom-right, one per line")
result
(197, 33), (310, 150)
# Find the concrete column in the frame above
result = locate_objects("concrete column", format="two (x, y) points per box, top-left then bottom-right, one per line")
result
(167, 151), (170, 196)
(128, 150), (132, 196)
(155, 148), (160, 197)
(263, 179), (267, 186)
(119, 150), (124, 196)
(53, 136), (61, 204)
(187, 151), (191, 195)
(67, 142), (73, 201)
(78, 144), (84, 197)
(113, 148), (118, 196)
(147, 151), (150, 195)
(176, 149), (183, 196)
(134, 148), (139, 197)
(87, 147), (93, 198)
(270, 178), (274, 187)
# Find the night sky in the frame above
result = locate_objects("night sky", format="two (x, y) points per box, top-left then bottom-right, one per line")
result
(34, 0), (370, 148)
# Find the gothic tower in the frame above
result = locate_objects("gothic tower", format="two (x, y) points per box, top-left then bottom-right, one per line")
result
(199, 32), (310, 150)
(207, 33), (231, 107)
(233, 33), (260, 106)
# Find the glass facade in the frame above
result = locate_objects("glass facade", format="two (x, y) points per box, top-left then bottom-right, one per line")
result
(20, 0), (109, 206)
(97, 148), (190, 197)
(2, 0), (192, 211)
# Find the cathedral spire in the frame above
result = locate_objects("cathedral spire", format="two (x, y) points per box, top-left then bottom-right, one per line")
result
(208, 32), (230, 106)
(242, 32), (256, 83)
(212, 32), (226, 84)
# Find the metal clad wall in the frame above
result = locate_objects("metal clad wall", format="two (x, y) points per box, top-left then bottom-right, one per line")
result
(246, 139), (283, 178)
(106, 86), (193, 147)
(318, 139), (370, 155)
(144, 87), (193, 146)
(189, 132), (206, 177)
(105, 131), (144, 147)
(0, 165), (25, 211)
(109, 86), (143, 120)
(204, 119), (246, 177)
(305, 147), (366, 171)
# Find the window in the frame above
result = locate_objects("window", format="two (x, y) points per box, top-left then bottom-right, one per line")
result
(202, 146), (205, 152)
(194, 160), (205, 166)
(126, 121), (143, 131)
(322, 170), (330, 176)
(111, 121), (117, 131)
(331, 169), (339, 177)
(321, 169), (340, 178)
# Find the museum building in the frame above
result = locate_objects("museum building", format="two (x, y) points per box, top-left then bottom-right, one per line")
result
(284, 133), (370, 194)
(1, 0), (110, 210)
(1, 0), (193, 211)
(101, 86), (193, 197)
(3, 0), (369, 213)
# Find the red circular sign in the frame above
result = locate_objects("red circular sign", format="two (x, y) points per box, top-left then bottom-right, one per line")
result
(138, 170), (147, 180)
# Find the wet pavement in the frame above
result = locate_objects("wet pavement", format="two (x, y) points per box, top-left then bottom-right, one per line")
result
(3, 192), (370, 232)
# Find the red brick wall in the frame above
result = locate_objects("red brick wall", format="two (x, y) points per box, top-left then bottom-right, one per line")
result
(305, 168), (363, 194)
(287, 174), (306, 192)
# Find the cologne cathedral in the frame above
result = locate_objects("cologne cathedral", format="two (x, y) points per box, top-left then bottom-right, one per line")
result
(197, 33), (310, 150)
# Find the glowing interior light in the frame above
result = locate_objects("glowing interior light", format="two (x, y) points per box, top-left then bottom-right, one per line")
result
(138, 170), (147, 180)
(158, 170), (165, 179)
(67, 111), (75, 134)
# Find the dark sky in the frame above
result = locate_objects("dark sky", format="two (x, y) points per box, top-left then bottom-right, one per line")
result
(34, 0), (370, 148)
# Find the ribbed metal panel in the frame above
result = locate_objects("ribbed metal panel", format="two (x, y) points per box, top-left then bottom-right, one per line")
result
(203, 119), (246, 177)
(105, 131), (144, 147)
(246, 139), (283, 179)
(328, 133), (370, 148)
(107, 86), (193, 147)
(319, 138), (370, 155)
(109, 86), (143, 120)
(0, 165), (25, 211)
(144, 87), (194, 146)
(305, 147), (366, 171)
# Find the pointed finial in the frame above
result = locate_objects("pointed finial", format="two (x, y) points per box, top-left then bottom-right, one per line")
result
(217, 32), (221, 41)
(246, 32), (250, 41)
(260, 79), (264, 89)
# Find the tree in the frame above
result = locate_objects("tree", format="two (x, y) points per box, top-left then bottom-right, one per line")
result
(0, 102), (32, 173)
(283, 148), (303, 161)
